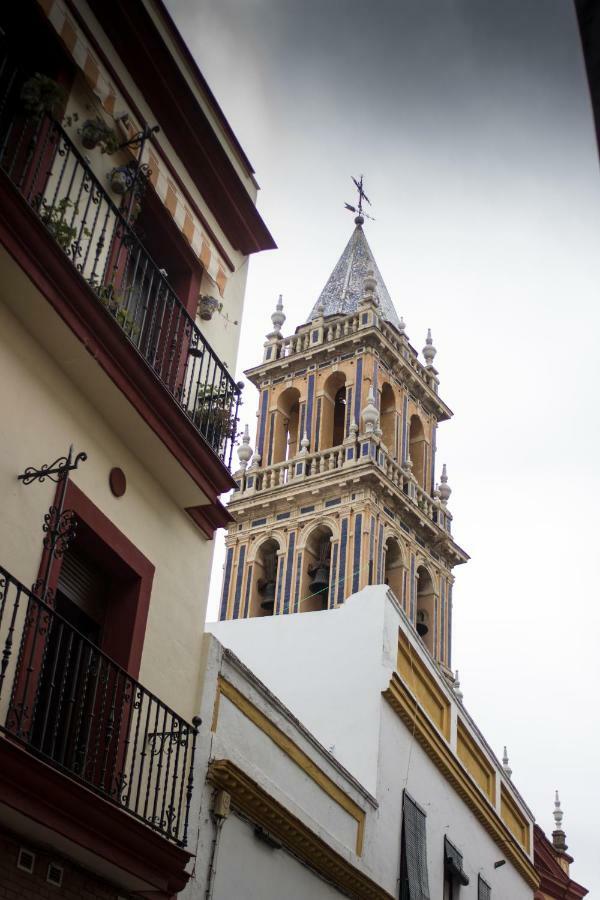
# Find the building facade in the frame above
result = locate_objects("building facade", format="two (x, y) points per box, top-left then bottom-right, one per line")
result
(0, 1), (272, 897)
(219, 215), (467, 673)
(186, 588), (540, 898)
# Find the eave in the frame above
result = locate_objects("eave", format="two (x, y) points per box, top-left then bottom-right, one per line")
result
(85, 0), (276, 256)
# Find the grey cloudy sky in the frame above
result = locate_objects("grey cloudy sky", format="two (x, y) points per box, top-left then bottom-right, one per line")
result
(166, 0), (600, 891)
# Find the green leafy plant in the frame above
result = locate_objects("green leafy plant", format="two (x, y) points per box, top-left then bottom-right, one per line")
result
(95, 283), (140, 339)
(192, 385), (238, 447)
(80, 117), (120, 154)
(20, 73), (65, 118)
(40, 197), (90, 253)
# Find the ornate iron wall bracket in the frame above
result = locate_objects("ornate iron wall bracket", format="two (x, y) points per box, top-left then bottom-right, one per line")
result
(18, 445), (87, 601)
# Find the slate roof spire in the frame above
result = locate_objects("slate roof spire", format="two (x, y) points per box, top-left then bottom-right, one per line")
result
(305, 219), (401, 328)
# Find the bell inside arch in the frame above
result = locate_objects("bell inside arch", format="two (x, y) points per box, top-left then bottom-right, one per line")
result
(308, 561), (330, 608)
(259, 578), (276, 612)
(416, 609), (429, 637)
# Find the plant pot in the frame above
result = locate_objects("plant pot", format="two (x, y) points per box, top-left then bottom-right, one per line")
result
(198, 294), (220, 321)
(80, 119), (104, 150)
(109, 166), (134, 195)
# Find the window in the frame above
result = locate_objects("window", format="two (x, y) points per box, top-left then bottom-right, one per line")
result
(400, 791), (430, 900)
(443, 837), (470, 899)
(478, 875), (491, 900)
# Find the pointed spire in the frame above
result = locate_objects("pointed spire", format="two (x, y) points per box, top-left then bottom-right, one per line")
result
(453, 670), (463, 702)
(423, 328), (437, 366)
(305, 223), (400, 327)
(270, 294), (286, 335)
(502, 746), (512, 780)
(438, 464), (452, 504)
(552, 791), (568, 852)
(361, 386), (379, 434)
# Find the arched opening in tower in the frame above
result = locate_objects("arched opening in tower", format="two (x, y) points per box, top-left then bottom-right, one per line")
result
(248, 538), (280, 617)
(300, 524), (333, 612)
(320, 371), (346, 450)
(416, 565), (435, 655)
(380, 383), (397, 456)
(383, 536), (404, 602)
(272, 387), (300, 463)
(409, 415), (427, 489)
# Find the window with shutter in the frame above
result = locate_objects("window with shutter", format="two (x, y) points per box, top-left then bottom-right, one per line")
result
(444, 836), (470, 891)
(478, 875), (491, 900)
(399, 791), (430, 900)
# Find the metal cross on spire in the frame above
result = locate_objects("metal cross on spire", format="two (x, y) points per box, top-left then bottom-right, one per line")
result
(344, 174), (374, 222)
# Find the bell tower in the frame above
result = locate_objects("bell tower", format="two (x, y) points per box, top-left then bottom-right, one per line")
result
(219, 212), (468, 671)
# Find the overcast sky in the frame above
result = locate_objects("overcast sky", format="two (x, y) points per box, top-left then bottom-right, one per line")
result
(167, 0), (600, 891)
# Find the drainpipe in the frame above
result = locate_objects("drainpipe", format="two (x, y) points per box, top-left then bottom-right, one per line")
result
(205, 790), (231, 900)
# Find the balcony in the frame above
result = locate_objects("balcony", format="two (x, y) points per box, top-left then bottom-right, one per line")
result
(234, 437), (454, 536)
(0, 59), (240, 474)
(0, 564), (198, 848)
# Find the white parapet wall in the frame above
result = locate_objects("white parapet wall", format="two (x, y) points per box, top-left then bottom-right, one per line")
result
(206, 586), (539, 897)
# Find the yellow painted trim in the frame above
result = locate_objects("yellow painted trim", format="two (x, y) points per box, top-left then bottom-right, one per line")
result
(456, 718), (496, 803)
(210, 683), (221, 733)
(208, 759), (393, 900)
(396, 631), (451, 740)
(383, 673), (539, 890)
(215, 677), (366, 855)
(501, 784), (530, 853)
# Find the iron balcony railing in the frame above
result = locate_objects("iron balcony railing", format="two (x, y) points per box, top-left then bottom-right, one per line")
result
(0, 565), (199, 847)
(0, 59), (241, 469)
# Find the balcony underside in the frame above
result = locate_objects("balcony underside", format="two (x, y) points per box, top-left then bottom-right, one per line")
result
(0, 174), (232, 537)
(0, 736), (192, 898)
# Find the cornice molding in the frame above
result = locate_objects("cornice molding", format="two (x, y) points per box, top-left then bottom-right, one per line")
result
(208, 759), (393, 900)
(383, 673), (540, 890)
(214, 677), (366, 854)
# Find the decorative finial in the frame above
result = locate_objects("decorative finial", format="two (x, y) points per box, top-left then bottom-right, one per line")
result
(502, 746), (512, 780)
(344, 174), (374, 225)
(349, 418), (358, 437)
(236, 424), (253, 471)
(438, 463), (452, 504)
(300, 432), (310, 454)
(361, 268), (378, 307)
(270, 294), (286, 334)
(553, 790), (563, 831)
(552, 791), (567, 852)
(423, 328), (437, 366)
(317, 300), (325, 317)
(361, 386), (379, 434)
(453, 670), (463, 702)
(398, 316), (406, 336)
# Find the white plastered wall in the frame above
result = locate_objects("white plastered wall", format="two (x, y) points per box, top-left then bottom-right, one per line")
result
(207, 587), (535, 898)
(0, 299), (212, 721)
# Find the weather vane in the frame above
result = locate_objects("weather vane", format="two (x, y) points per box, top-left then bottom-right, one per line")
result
(344, 174), (374, 222)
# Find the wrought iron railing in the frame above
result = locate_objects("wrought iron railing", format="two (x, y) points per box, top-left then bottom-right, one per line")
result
(0, 57), (240, 468)
(0, 565), (199, 846)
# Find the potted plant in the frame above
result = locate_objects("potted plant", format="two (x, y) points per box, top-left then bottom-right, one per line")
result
(95, 283), (140, 339)
(109, 163), (136, 195)
(20, 73), (65, 118)
(192, 385), (237, 449)
(39, 197), (90, 254)
(198, 294), (221, 321)
(80, 117), (120, 153)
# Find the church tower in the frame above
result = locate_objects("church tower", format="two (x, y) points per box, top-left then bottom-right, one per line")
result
(219, 209), (468, 672)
